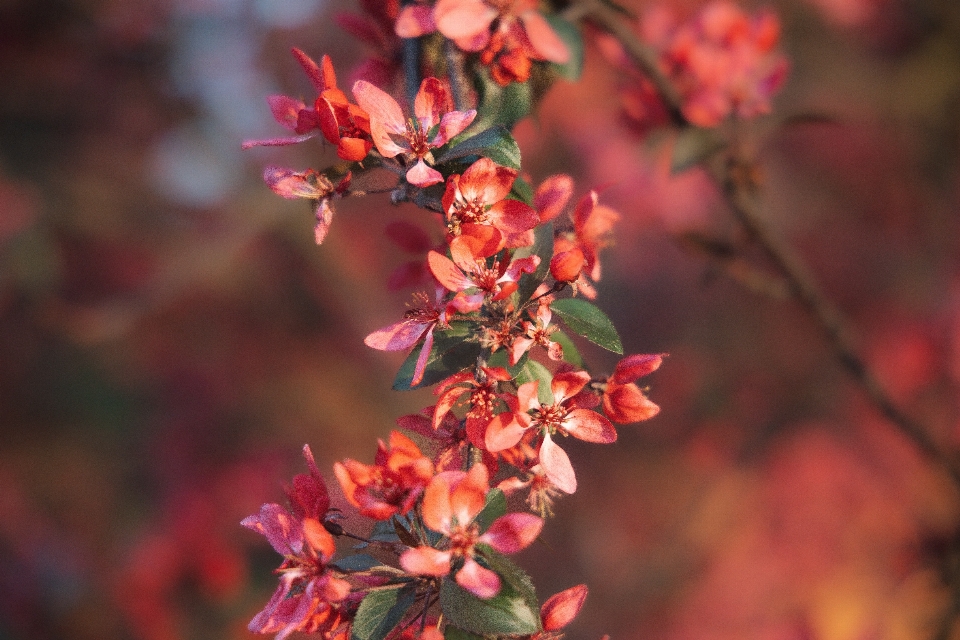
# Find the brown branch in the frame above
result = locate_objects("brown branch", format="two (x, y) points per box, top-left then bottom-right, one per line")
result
(575, 0), (960, 490)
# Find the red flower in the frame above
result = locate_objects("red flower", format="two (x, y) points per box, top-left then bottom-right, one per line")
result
(428, 248), (539, 312)
(532, 584), (589, 639)
(433, 366), (514, 448)
(485, 370), (615, 494)
(602, 353), (664, 424)
(509, 300), (564, 366)
(442, 157), (540, 258)
(262, 167), (351, 244)
(550, 190), (620, 299)
(400, 464), (543, 598)
(242, 446), (353, 640)
(334, 431), (434, 520)
(352, 77), (476, 187)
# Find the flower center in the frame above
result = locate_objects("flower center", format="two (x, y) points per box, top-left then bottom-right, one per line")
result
(533, 404), (568, 434)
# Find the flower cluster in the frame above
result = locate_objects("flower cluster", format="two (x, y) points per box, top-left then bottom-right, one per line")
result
(239, 0), (790, 637)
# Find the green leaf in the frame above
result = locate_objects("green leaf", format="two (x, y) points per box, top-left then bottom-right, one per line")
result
(670, 126), (725, 174)
(351, 585), (417, 640)
(475, 546), (540, 624)
(434, 126), (521, 170)
(514, 221), (553, 304)
(470, 68), (534, 133)
(544, 14), (584, 81)
(393, 322), (482, 390)
(439, 572), (540, 636)
(509, 175), (534, 206)
(550, 298), (623, 354)
(331, 554), (382, 572)
(550, 329), (583, 368)
(443, 627), (484, 640)
(515, 359), (554, 405)
(475, 488), (507, 533)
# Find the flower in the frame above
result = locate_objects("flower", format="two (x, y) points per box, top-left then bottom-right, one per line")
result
(531, 584), (589, 640)
(602, 353), (663, 424)
(509, 300), (563, 366)
(334, 431), (434, 519)
(428, 248), (539, 312)
(433, 0), (570, 85)
(262, 167), (351, 244)
(352, 77), (476, 187)
(433, 366), (514, 448)
(400, 464), (543, 598)
(550, 190), (620, 299)
(442, 157), (540, 258)
(242, 446), (353, 640)
(364, 286), (454, 386)
(485, 370), (615, 494)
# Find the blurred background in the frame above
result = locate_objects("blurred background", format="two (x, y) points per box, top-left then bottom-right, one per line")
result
(2, 0), (960, 638)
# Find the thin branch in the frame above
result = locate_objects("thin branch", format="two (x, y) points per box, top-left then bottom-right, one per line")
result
(444, 38), (470, 111)
(575, 0), (960, 490)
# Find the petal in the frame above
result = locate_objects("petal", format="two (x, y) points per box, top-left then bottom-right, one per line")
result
(520, 11), (571, 63)
(291, 48), (336, 93)
(267, 95), (307, 130)
(242, 503), (302, 555)
(540, 584), (588, 632)
(400, 546), (453, 576)
(395, 4), (436, 38)
(603, 383), (661, 424)
(242, 133), (316, 149)
(410, 326), (436, 386)
(414, 77), (449, 132)
(612, 353), (665, 384)
(364, 319), (429, 351)
(428, 250), (473, 292)
(534, 174), (574, 222)
(435, 0), (497, 42)
(263, 167), (325, 200)
(460, 157), (517, 204)
(422, 471), (456, 532)
(563, 408), (617, 443)
(352, 80), (408, 157)
(432, 109), (477, 147)
(550, 370), (591, 404)
(406, 159), (445, 187)
(314, 199), (334, 245)
(539, 433), (577, 494)
(550, 248), (585, 282)
(337, 137), (373, 162)
(487, 199), (539, 234)
(452, 225), (503, 259)
(302, 517), (336, 559)
(450, 464), (489, 525)
(481, 513), (543, 553)
(456, 557), (501, 599)
(485, 412), (530, 452)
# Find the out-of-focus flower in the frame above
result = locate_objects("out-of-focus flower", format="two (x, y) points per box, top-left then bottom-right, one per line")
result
(399, 464), (543, 598)
(353, 77), (476, 186)
(334, 430), (434, 520)
(549, 189), (620, 299)
(262, 167), (351, 244)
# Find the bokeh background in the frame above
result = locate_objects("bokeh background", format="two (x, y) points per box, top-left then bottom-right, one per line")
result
(3, 0), (960, 638)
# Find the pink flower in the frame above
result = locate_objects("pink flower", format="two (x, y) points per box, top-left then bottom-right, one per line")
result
(485, 370), (615, 494)
(400, 464), (543, 598)
(433, 366), (514, 448)
(364, 286), (455, 386)
(428, 248), (539, 312)
(509, 300), (564, 366)
(602, 353), (663, 424)
(352, 77), (476, 187)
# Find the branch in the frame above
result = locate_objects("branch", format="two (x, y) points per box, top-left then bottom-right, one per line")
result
(575, 0), (960, 489)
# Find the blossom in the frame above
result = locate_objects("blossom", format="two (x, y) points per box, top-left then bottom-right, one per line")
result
(642, 1), (789, 127)
(428, 248), (539, 312)
(334, 430), (434, 519)
(243, 50), (373, 162)
(262, 167), (351, 244)
(242, 446), (353, 640)
(509, 300), (563, 366)
(433, 0), (570, 85)
(352, 77), (476, 186)
(602, 353), (663, 424)
(442, 157), (540, 258)
(364, 286), (454, 386)
(550, 190), (620, 299)
(485, 370), (615, 494)
(531, 584), (589, 640)
(433, 366), (514, 448)
(400, 464), (543, 598)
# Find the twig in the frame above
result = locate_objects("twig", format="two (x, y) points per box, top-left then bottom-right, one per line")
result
(575, 0), (960, 490)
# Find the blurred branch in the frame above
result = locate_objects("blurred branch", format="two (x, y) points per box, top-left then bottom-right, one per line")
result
(575, 0), (960, 490)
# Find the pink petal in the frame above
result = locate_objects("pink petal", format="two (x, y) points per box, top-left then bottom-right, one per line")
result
(550, 370), (590, 404)
(411, 326), (436, 386)
(291, 48), (335, 93)
(267, 95), (307, 130)
(422, 471), (456, 533)
(450, 464), (489, 525)
(540, 585), (588, 632)
(414, 77), (449, 132)
(481, 513), (543, 553)
(485, 412), (530, 452)
(612, 353), (664, 384)
(460, 157), (517, 204)
(539, 433), (577, 494)
(364, 319), (429, 351)
(406, 159), (444, 187)
(487, 199), (539, 234)
(400, 546), (453, 576)
(435, 0), (498, 42)
(432, 109), (477, 147)
(242, 503), (302, 555)
(428, 250), (473, 292)
(534, 174), (574, 221)
(352, 80), (407, 157)
(563, 408), (617, 443)
(263, 167), (324, 199)
(395, 4), (436, 37)
(456, 557), (501, 599)
(314, 199), (333, 244)
(520, 11), (571, 63)
(241, 133), (316, 149)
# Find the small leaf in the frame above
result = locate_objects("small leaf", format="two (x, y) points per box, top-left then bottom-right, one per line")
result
(475, 546), (540, 623)
(514, 221), (553, 304)
(544, 15), (584, 81)
(351, 585), (417, 640)
(393, 517), (421, 549)
(332, 554), (382, 572)
(434, 126), (521, 170)
(670, 126), (725, 174)
(475, 488), (507, 533)
(439, 574), (540, 636)
(550, 329), (583, 368)
(515, 359), (554, 405)
(470, 68), (534, 133)
(550, 298), (623, 354)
